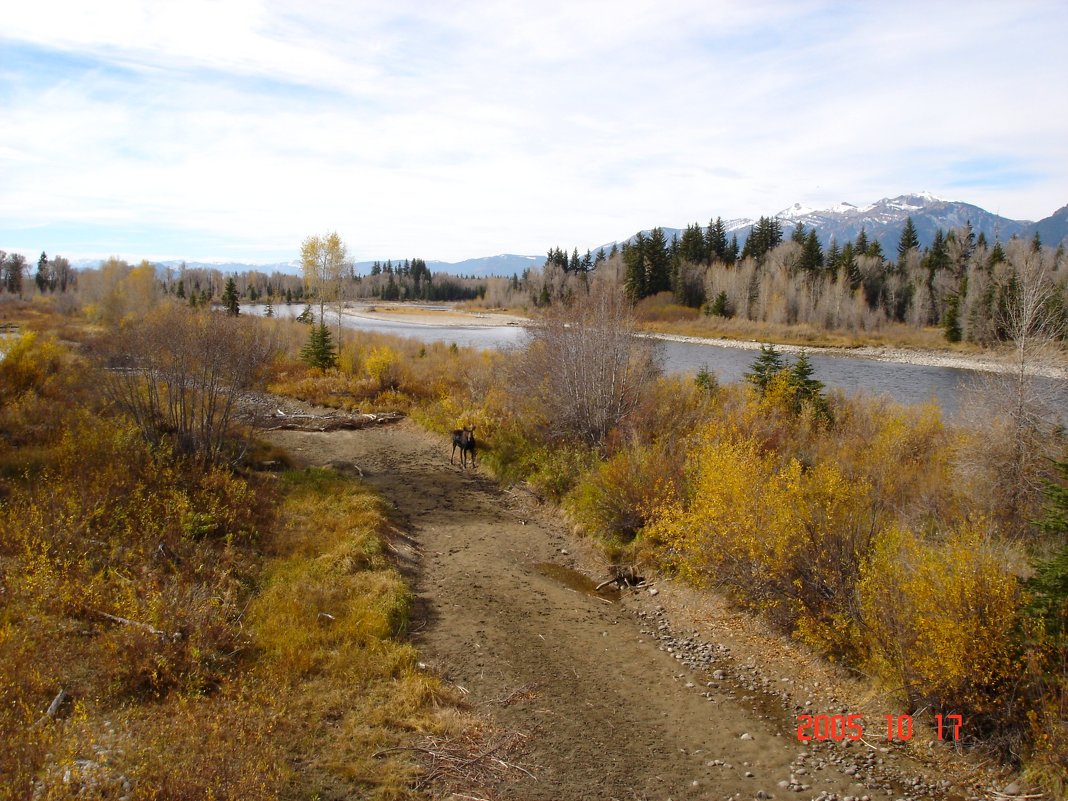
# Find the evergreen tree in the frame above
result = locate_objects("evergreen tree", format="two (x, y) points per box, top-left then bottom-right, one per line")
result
(942, 294), (962, 342)
(680, 223), (707, 264)
(646, 228), (672, 295)
(296, 303), (314, 324)
(1023, 459), (1068, 646)
(707, 217), (729, 263)
(800, 229), (824, 272)
(791, 349), (823, 397)
(222, 276), (240, 316)
(623, 232), (648, 301)
(741, 217), (783, 263)
(826, 239), (841, 279)
(694, 365), (717, 393)
(897, 217), (920, 269)
(35, 252), (48, 292)
(745, 343), (786, 393)
(265, 299), (275, 318)
(176, 279), (185, 299)
(300, 323), (337, 369)
(923, 229), (950, 275)
(854, 227), (869, 256)
(708, 290), (731, 317)
(790, 350), (830, 419)
(840, 243), (860, 290)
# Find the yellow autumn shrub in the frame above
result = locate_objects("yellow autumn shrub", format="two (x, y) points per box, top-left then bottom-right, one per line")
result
(364, 344), (401, 391)
(647, 422), (873, 652)
(858, 522), (1020, 715)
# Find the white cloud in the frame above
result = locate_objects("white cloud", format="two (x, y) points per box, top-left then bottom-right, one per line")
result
(1, 0), (1067, 261)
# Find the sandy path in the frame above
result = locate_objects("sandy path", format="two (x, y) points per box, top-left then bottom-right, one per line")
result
(269, 422), (945, 801)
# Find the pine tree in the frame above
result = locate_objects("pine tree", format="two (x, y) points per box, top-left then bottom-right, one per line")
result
(265, 299), (275, 318)
(790, 350), (830, 419)
(680, 223), (706, 264)
(708, 290), (730, 317)
(35, 252), (48, 292)
(854, 227), (869, 255)
(800, 229), (824, 272)
(942, 294), (962, 342)
(301, 323), (337, 369)
(707, 217), (729, 264)
(623, 232), (648, 301)
(791, 349), (823, 397)
(897, 217), (920, 270)
(176, 279), (185, 299)
(826, 239), (841, 279)
(222, 276), (240, 316)
(646, 228), (672, 295)
(745, 344), (786, 393)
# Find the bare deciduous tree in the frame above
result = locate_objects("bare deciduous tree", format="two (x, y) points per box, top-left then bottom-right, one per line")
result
(959, 240), (1067, 534)
(514, 281), (660, 447)
(96, 303), (279, 465)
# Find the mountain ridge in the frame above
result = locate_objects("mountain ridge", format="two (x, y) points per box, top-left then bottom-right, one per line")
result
(66, 194), (1067, 277)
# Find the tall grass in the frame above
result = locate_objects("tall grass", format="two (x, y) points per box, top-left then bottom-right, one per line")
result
(0, 312), (462, 800)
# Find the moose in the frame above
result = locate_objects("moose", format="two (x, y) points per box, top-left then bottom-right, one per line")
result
(450, 426), (476, 469)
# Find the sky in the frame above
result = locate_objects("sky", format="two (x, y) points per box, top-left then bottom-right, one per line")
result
(2, 0), (1067, 265)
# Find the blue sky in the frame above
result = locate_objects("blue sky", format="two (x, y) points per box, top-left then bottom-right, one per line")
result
(2, 0), (1067, 264)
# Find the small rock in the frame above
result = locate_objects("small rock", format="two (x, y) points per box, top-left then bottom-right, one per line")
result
(740, 732), (754, 740)
(648, 587), (659, 596)
(1002, 783), (1021, 797)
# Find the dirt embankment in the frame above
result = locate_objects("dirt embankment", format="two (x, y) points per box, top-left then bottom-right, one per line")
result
(270, 420), (998, 801)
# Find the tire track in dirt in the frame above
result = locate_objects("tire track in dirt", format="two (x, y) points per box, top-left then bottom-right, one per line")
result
(269, 421), (922, 801)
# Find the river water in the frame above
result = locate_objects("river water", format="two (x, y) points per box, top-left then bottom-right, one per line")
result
(255, 304), (1067, 417)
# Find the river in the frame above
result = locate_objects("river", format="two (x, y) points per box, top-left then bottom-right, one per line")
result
(252, 304), (1067, 417)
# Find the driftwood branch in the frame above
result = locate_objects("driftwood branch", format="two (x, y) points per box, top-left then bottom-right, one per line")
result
(34, 689), (68, 726)
(91, 609), (172, 639)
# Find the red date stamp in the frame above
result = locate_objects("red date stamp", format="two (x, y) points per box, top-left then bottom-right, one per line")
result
(796, 713), (963, 742)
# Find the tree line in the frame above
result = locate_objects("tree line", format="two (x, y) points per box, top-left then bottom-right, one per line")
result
(498, 217), (1066, 344)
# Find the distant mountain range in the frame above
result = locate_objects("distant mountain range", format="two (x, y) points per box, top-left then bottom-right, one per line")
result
(68, 194), (1067, 278)
(617, 193), (1068, 256)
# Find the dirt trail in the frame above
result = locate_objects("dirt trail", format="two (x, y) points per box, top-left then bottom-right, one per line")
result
(270, 421), (960, 801)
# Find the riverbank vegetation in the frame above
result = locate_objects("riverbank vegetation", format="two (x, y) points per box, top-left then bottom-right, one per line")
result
(257, 271), (1068, 796)
(4, 236), (1067, 796)
(0, 300), (468, 800)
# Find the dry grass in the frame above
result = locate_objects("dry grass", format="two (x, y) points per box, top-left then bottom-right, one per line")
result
(0, 307), (479, 801)
(639, 314), (978, 351)
(244, 467), (469, 800)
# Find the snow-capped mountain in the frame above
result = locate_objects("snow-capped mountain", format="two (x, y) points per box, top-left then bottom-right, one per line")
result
(757, 192), (1031, 251)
